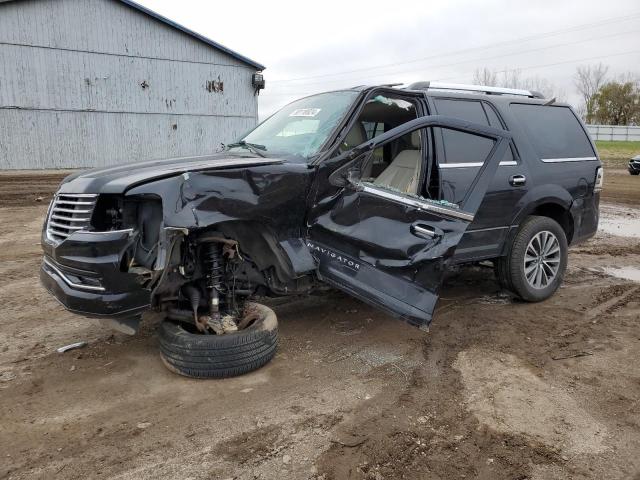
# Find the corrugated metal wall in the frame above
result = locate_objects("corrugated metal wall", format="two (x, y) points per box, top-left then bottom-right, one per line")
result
(0, 0), (259, 169)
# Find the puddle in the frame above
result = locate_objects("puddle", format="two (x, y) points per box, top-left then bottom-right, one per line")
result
(599, 204), (640, 239)
(602, 266), (640, 282)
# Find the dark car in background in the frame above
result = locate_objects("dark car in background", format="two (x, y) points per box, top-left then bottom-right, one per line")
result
(629, 155), (640, 175)
(40, 82), (603, 378)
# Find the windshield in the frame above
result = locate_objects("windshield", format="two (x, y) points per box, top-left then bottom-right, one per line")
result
(231, 91), (360, 161)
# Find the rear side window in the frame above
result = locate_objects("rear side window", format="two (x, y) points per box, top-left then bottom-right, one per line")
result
(510, 104), (595, 159)
(432, 99), (494, 164)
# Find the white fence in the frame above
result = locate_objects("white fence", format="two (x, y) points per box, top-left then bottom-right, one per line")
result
(586, 124), (640, 141)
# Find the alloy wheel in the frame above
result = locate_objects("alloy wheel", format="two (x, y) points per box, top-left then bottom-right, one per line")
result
(523, 230), (561, 289)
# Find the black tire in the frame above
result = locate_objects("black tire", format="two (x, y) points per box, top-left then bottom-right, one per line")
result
(493, 251), (513, 292)
(159, 302), (278, 379)
(630, 170), (640, 176)
(495, 215), (568, 302)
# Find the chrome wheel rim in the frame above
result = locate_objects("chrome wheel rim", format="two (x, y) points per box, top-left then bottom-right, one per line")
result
(524, 230), (561, 289)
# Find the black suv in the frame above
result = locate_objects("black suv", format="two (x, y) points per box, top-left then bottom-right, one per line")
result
(41, 82), (603, 378)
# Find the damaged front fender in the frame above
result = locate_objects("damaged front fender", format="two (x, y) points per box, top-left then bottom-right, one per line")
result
(126, 162), (319, 289)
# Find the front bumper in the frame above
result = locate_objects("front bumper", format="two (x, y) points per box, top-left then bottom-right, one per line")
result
(40, 229), (151, 319)
(629, 161), (640, 174)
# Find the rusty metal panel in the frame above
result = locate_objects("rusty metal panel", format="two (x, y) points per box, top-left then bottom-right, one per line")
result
(0, 0), (260, 170)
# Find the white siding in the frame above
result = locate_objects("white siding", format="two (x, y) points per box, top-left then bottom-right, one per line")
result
(0, 0), (260, 169)
(586, 124), (640, 142)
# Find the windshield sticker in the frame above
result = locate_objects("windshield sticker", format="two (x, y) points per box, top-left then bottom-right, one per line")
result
(289, 108), (321, 117)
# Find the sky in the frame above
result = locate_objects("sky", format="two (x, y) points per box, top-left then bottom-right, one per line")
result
(137, 0), (640, 118)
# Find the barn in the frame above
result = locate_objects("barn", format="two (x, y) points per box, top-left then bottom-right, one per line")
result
(0, 0), (265, 169)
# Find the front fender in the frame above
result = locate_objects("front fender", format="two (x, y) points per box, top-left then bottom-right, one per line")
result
(126, 163), (316, 282)
(126, 164), (312, 230)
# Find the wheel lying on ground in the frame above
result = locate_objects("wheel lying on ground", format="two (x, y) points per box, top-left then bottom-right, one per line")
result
(494, 215), (568, 302)
(159, 302), (278, 379)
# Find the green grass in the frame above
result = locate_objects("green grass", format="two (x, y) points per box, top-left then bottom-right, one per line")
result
(595, 140), (640, 168)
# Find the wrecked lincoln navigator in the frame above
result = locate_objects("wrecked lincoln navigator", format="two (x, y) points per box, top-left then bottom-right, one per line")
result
(41, 82), (602, 378)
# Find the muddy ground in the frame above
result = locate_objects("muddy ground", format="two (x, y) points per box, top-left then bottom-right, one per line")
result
(1, 168), (639, 480)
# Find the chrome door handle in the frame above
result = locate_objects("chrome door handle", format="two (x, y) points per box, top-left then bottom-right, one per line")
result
(412, 224), (437, 238)
(509, 174), (526, 186)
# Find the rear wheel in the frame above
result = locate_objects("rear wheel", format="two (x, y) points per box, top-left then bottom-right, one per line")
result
(495, 215), (568, 302)
(159, 302), (278, 378)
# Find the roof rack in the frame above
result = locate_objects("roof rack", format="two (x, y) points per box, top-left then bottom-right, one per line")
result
(407, 81), (545, 99)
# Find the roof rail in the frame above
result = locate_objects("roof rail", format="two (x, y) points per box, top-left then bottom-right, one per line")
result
(407, 81), (545, 99)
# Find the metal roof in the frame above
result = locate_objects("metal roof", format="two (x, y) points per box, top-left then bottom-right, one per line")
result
(118, 0), (264, 70)
(0, 0), (265, 70)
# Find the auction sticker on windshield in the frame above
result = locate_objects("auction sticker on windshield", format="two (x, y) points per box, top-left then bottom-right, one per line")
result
(289, 108), (321, 117)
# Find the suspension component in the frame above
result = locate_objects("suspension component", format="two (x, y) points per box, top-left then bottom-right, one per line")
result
(203, 243), (224, 316)
(181, 284), (203, 331)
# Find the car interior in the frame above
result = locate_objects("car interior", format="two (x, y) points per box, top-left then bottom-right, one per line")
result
(341, 94), (425, 196)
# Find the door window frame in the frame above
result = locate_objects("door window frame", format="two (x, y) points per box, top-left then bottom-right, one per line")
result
(329, 115), (512, 223)
(427, 96), (521, 169)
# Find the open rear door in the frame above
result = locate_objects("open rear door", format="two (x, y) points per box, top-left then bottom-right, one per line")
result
(307, 116), (511, 327)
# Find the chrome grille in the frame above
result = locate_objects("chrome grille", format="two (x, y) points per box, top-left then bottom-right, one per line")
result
(46, 194), (98, 243)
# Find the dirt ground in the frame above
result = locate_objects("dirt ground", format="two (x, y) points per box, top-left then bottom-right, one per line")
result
(1, 168), (639, 480)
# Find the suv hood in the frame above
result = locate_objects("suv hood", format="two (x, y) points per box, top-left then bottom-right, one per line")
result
(58, 153), (283, 195)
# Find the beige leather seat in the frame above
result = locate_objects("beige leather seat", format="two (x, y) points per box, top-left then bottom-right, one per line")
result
(374, 131), (421, 194)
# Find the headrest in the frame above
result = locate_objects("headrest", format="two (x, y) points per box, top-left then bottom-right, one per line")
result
(344, 124), (366, 148)
(410, 130), (421, 148)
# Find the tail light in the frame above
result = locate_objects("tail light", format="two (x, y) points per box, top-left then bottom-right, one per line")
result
(594, 167), (604, 193)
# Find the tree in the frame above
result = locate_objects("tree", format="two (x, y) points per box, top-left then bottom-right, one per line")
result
(574, 63), (608, 123)
(592, 81), (640, 125)
(473, 68), (497, 86)
(501, 72), (561, 100)
(471, 68), (564, 100)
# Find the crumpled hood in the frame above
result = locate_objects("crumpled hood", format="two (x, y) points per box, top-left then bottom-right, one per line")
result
(58, 153), (283, 195)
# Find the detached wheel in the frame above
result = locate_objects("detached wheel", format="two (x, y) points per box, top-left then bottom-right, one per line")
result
(496, 215), (568, 302)
(159, 302), (278, 379)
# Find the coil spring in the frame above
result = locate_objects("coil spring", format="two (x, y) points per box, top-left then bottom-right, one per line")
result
(204, 243), (224, 291)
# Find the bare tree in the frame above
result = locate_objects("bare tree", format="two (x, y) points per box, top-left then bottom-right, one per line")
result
(498, 70), (523, 90)
(501, 72), (558, 99)
(473, 68), (498, 86)
(574, 63), (609, 123)
(471, 68), (565, 100)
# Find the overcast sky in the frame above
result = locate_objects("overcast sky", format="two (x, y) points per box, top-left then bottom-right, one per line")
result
(139, 0), (640, 117)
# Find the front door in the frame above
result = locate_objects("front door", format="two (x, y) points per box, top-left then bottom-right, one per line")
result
(307, 116), (511, 327)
